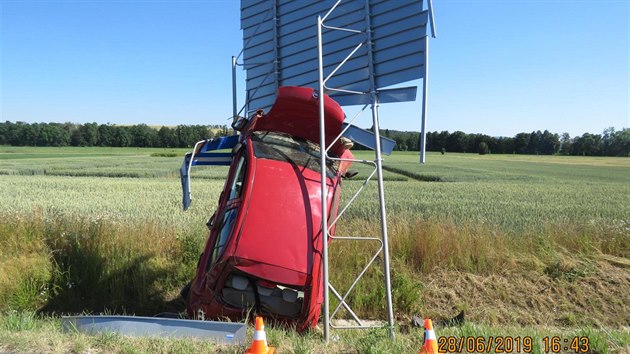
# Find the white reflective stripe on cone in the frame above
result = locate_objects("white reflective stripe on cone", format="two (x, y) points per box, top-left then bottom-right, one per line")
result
(426, 330), (437, 340)
(253, 330), (267, 341)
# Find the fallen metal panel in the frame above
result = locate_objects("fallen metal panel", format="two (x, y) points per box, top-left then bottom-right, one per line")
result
(61, 316), (247, 344)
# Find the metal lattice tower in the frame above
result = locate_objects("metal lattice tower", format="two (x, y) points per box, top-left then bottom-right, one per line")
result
(237, 0), (436, 340)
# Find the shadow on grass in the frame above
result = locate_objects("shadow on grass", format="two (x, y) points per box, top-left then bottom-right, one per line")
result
(381, 165), (447, 182)
(39, 250), (174, 316)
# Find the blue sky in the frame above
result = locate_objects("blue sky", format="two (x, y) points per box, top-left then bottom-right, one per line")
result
(1, 0), (628, 137)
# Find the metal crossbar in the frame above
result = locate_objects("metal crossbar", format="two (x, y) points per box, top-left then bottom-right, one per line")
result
(327, 164), (376, 231)
(328, 236), (383, 322)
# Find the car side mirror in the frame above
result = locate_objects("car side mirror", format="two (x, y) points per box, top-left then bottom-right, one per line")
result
(231, 116), (248, 131)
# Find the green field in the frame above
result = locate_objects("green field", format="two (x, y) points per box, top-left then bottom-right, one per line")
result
(2, 147), (628, 229)
(1, 146), (629, 353)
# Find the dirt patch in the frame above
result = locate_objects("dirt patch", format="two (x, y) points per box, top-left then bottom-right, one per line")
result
(416, 260), (630, 327)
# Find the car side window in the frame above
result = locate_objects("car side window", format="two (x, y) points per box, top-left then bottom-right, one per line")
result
(205, 155), (246, 271)
(208, 208), (238, 267)
(228, 156), (246, 201)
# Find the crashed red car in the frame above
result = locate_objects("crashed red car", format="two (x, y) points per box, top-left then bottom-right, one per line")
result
(180, 86), (354, 331)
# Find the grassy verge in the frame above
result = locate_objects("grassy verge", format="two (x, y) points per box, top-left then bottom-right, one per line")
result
(330, 216), (630, 325)
(1, 148), (629, 352)
(0, 312), (628, 353)
(2, 213), (628, 325)
(0, 214), (200, 315)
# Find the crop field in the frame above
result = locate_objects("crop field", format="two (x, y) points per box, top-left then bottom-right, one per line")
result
(0, 146), (629, 353)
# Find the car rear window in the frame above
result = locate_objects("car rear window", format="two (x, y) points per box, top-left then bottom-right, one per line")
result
(252, 132), (336, 177)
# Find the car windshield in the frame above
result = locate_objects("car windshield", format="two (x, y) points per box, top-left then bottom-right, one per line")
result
(252, 132), (336, 177)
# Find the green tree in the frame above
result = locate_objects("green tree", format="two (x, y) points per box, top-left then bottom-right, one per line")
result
(193, 125), (211, 142)
(80, 123), (99, 146)
(130, 124), (157, 147)
(446, 131), (467, 152)
(609, 128), (630, 156)
(0, 122), (7, 145)
(478, 141), (490, 155)
(495, 137), (514, 154)
(20, 123), (38, 146)
(37, 123), (69, 146)
(558, 133), (573, 155)
(158, 126), (178, 148)
(113, 127), (132, 147)
(176, 125), (194, 148)
(513, 133), (530, 154)
(527, 130), (543, 154)
(572, 133), (601, 156)
(98, 124), (117, 146)
(405, 134), (418, 151)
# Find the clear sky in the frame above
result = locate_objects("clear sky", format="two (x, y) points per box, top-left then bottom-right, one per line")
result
(1, 0), (628, 137)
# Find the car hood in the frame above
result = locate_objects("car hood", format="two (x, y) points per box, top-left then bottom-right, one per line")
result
(232, 157), (335, 286)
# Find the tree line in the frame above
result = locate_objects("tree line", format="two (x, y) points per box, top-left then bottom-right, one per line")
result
(378, 127), (629, 157)
(0, 121), (231, 148)
(0, 121), (628, 156)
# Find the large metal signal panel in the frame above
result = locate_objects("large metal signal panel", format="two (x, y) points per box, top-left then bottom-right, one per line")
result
(240, 0), (430, 111)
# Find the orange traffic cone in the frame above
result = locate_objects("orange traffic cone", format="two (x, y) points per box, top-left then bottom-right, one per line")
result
(418, 318), (438, 354)
(246, 316), (275, 354)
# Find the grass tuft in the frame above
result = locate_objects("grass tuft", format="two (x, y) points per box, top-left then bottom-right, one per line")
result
(150, 152), (179, 157)
(0, 214), (201, 314)
(0, 311), (40, 331)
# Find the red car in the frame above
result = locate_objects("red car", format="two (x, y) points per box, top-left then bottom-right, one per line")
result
(180, 87), (354, 331)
